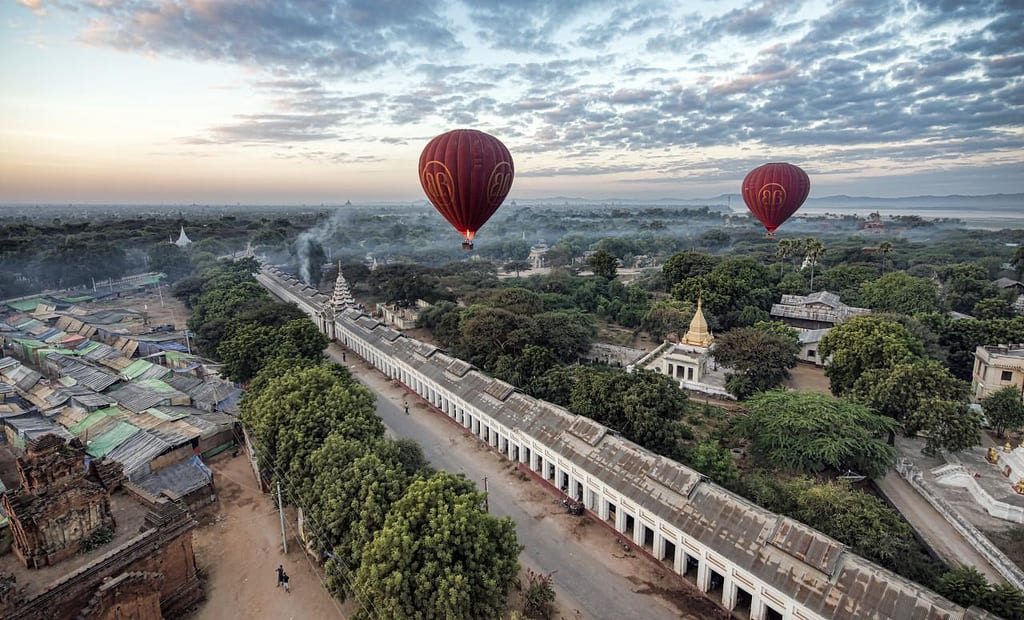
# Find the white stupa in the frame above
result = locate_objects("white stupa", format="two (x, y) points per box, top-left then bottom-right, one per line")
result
(174, 226), (193, 248)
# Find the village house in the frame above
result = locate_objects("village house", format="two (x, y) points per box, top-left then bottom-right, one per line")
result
(973, 344), (1024, 401)
(770, 291), (870, 330)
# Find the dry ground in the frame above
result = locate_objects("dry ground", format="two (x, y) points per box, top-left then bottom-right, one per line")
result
(188, 452), (349, 619)
(784, 362), (832, 394)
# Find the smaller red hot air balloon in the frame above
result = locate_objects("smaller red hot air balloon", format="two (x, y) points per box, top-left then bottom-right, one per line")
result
(419, 129), (514, 249)
(741, 163), (810, 238)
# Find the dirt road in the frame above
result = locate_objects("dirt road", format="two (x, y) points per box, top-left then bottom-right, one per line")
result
(190, 453), (350, 619)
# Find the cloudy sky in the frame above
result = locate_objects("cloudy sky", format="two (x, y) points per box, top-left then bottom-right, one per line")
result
(1, 0), (1021, 204)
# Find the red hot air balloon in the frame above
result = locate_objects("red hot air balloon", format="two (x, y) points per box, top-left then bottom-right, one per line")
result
(419, 129), (514, 249)
(741, 163), (810, 238)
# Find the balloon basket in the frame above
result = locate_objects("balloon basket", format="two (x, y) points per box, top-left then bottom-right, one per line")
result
(764, 232), (776, 240)
(462, 241), (474, 250)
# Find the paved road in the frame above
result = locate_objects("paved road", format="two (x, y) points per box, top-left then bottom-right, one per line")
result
(876, 471), (1005, 583)
(326, 344), (705, 620)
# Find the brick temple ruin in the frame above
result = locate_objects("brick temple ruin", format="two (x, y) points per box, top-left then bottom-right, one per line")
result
(0, 435), (203, 619)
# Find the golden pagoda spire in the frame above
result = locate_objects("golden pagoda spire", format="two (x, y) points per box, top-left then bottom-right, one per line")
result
(682, 298), (713, 347)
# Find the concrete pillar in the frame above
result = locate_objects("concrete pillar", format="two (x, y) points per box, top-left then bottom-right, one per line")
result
(750, 593), (766, 620)
(632, 518), (642, 544)
(615, 508), (626, 534)
(673, 543), (684, 575)
(697, 561), (711, 592)
(654, 531), (665, 561)
(722, 576), (736, 611)
(598, 495), (608, 521)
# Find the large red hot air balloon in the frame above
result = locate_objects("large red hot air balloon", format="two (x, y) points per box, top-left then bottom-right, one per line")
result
(741, 163), (810, 238)
(419, 129), (514, 249)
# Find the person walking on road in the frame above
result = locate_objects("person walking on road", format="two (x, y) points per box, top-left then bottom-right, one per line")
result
(282, 571), (290, 593)
(404, 402), (409, 414)
(276, 565), (285, 588)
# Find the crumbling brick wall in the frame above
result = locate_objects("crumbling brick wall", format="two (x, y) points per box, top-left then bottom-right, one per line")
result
(1, 435), (114, 569)
(4, 502), (202, 620)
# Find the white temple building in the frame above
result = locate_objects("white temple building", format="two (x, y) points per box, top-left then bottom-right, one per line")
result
(634, 300), (732, 399)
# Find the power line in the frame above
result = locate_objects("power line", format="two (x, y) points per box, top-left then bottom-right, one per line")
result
(244, 438), (383, 620)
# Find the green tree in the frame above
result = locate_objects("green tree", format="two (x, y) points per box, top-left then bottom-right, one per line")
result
(454, 306), (535, 371)
(878, 241), (893, 274)
(504, 260), (531, 277)
(311, 436), (416, 599)
(819, 316), (926, 395)
(484, 288), (545, 316)
(906, 398), (981, 456)
(935, 566), (991, 609)
(532, 310), (595, 362)
(735, 391), (897, 478)
(493, 345), (559, 389)
(981, 386), (1024, 438)
(352, 473), (521, 620)
(687, 439), (739, 485)
(570, 368), (692, 459)
(147, 243), (192, 282)
(973, 296), (1016, 319)
(859, 271), (943, 315)
(775, 239), (795, 278)
(588, 248), (619, 279)
(239, 363), (381, 492)
(640, 300), (694, 342)
(816, 264), (878, 307)
(662, 250), (716, 287)
(790, 479), (918, 570)
(983, 582), (1024, 619)
(673, 256), (773, 330)
(802, 237), (826, 291)
(217, 318), (327, 384)
(713, 325), (800, 399)
(941, 262), (1000, 314)
(849, 359), (968, 437)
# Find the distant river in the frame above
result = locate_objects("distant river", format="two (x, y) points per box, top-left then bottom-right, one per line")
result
(796, 207), (1024, 229)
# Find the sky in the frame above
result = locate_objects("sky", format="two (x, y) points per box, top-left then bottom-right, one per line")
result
(1, 0), (1021, 204)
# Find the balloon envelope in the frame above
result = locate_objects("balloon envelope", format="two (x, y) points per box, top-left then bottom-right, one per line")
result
(419, 129), (514, 247)
(741, 163), (810, 234)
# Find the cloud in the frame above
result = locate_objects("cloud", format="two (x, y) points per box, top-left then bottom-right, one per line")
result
(17, 0), (46, 16)
(28, 0), (1024, 191)
(77, 0), (461, 76)
(187, 112), (345, 144)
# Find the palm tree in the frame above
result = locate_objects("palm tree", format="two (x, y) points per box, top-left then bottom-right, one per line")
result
(1013, 245), (1024, 279)
(878, 241), (893, 274)
(803, 237), (826, 291)
(775, 239), (794, 278)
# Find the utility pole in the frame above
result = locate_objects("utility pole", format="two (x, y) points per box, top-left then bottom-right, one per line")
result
(483, 476), (489, 513)
(277, 481), (288, 554)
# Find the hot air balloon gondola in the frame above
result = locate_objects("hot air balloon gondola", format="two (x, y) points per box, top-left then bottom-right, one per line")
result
(419, 129), (515, 250)
(741, 163), (810, 239)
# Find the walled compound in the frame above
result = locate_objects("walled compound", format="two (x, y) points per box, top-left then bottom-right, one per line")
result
(257, 264), (998, 620)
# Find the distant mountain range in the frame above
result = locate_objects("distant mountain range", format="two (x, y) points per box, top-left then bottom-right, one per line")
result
(512, 193), (1024, 212)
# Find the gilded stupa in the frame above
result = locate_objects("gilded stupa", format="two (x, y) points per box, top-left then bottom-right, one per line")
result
(681, 298), (713, 348)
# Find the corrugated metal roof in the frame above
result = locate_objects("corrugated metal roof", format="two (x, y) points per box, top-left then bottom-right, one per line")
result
(47, 353), (120, 391)
(105, 430), (173, 478)
(4, 413), (75, 442)
(108, 382), (185, 413)
(68, 406), (124, 436)
(85, 420), (140, 457)
(132, 455), (211, 497)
